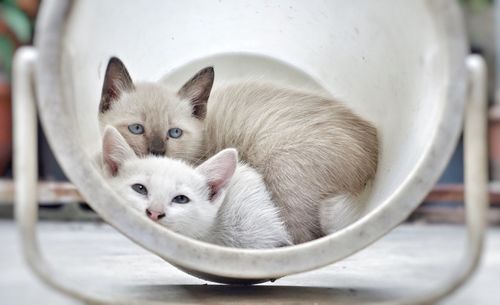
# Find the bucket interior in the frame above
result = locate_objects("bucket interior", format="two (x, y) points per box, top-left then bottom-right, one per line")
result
(59, 0), (454, 219)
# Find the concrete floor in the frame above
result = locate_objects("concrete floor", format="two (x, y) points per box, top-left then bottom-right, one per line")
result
(0, 220), (498, 304)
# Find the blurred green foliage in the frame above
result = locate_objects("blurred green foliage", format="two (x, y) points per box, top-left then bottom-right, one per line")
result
(460, 0), (494, 11)
(0, 0), (33, 79)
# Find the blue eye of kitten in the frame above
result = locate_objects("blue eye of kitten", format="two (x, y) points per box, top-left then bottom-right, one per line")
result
(172, 195), (190, 204)
(128, 124), (145, 135)
(168, 128), (183, 138)
(131, 183), (148, 196)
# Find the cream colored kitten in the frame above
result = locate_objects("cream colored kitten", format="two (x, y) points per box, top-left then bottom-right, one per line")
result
(98, 57), (378, 244)
(101, 126), (291, 248)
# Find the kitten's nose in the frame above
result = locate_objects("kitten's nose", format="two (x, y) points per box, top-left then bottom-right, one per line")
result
(149, 138), (166, 156)
(146, 208), (166, 221)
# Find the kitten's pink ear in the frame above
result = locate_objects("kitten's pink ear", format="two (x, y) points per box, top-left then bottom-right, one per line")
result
(196, 148), (237, 201)
(99, 57), (135, 113)
(178, 67), (214, 120)
(102, 126), (136, 176)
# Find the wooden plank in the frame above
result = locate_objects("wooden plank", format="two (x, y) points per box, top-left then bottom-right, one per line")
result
(424, 183), (500, 204)
(0, 179), (85, 204)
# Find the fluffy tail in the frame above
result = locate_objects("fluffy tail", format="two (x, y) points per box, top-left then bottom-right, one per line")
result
(319, 185), (372, 235)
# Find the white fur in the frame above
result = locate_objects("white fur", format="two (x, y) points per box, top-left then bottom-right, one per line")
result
(101, 126), (291, 248)
(208, 164), (292, 248)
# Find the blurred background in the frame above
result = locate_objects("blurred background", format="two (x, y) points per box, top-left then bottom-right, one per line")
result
(0, 1), (499, 304)
(1, 0), (498, 227)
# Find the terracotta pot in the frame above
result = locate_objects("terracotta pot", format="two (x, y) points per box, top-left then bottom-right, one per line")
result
(0, 82), (12, 175)
(489, 105), (500, 180)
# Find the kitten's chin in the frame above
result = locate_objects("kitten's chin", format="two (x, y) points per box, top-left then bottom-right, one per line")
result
(168, 149), (205, 165)
(167, 138), (208, 165)
(156, 221), (202, 241)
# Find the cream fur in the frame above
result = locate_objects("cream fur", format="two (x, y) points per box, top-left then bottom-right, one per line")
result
(203, 82), (379, 243)
(319, 183), (373, 234)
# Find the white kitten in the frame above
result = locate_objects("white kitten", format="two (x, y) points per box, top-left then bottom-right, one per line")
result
(101, 126), (291, 249)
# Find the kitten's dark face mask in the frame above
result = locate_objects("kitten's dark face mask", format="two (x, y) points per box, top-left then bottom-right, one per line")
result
(148, 135), (166, 156)
(124, 122), (166, 156)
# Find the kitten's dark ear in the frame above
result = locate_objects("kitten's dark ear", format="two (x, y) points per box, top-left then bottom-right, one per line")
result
(196, 148), (237, 202)
(99, 57), (134, 113)
(102, 126), (136, 176)
(178, 67), (214, 120)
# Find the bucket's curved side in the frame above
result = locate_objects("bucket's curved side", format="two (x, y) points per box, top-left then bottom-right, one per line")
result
(33, 0), (469, 282)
